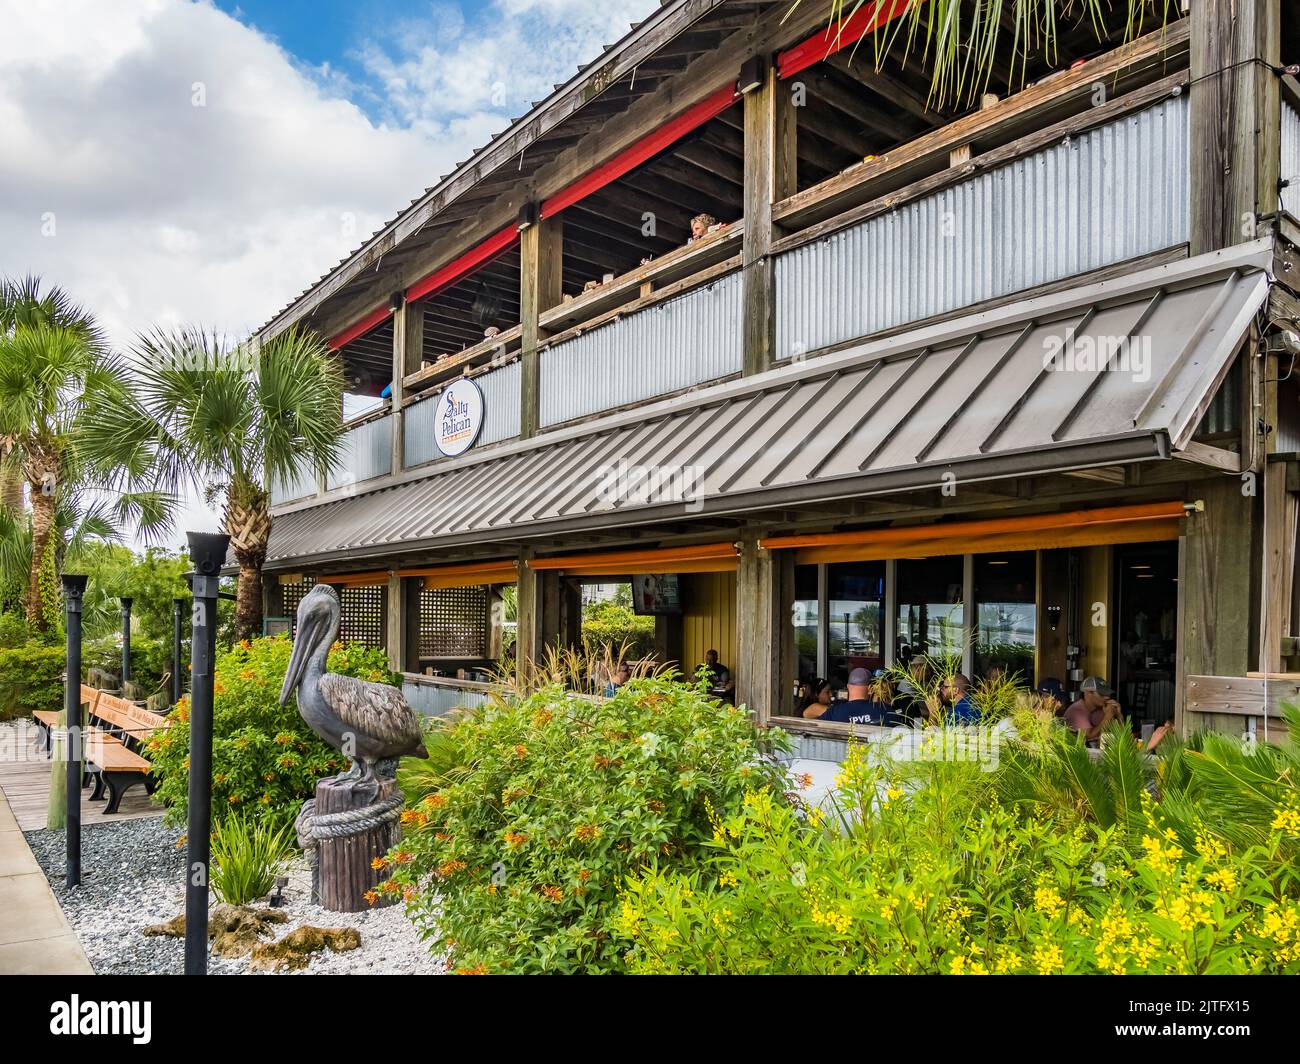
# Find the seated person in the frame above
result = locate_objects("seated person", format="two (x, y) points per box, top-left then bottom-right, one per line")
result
(1064, 676), (1123, 743)
(892, 655), (929, 721)
(932, 673), (978, 725)
(1145, 712), (1176, 753)
(799, 677), (833, 719)
(604, 662), (630, 698)
(700, 649), (734, 699)
(1034, 677), (1066, 715)
(813, 668), (888, 725)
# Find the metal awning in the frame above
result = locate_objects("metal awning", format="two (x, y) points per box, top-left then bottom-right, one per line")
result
(265, 241), (1272, 570)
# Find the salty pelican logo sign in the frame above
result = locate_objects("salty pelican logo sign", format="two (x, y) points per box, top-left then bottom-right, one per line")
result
(435, 377), (485, 457)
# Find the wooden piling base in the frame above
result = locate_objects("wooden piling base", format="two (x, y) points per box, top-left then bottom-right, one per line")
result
(308, 775), (401, 913)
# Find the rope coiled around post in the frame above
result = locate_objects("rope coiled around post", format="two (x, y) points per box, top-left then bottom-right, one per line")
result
(296, 791), (403, 851)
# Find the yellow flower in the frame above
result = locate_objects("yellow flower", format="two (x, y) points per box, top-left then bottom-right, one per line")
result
(1033, 886), (1064, 919)
(1032, 943), (1064, 974)
(1271, 803), (1300, 836)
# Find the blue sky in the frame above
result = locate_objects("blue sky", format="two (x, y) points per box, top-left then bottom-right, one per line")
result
(0, 0), (654, 539)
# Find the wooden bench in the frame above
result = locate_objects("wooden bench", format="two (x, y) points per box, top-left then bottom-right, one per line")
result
(32, 686), (169, 812)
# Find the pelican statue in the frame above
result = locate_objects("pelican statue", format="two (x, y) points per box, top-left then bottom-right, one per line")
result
(279, 584), (427, 795)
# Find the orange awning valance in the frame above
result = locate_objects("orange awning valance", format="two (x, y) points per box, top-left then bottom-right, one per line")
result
(760, 502), (1187, 565)
(317, 560), (518, 590)
(528, 542), (738, 577)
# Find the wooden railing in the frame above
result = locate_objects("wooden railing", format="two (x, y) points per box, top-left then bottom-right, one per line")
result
(1183, 674), (1297, 741)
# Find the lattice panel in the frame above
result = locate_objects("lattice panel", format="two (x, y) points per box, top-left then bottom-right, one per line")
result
(279, 576), (316, 634)
(338, 585), (386, 649)
(419, 585), (488, 659)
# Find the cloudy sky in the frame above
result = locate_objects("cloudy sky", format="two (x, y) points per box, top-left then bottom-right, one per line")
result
(0, 0), (654, 541)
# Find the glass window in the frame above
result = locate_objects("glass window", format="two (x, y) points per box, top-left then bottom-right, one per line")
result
(973, 552), (1036, 683)
(792, 564), (819, 691)
(827, 561), (884, 693)
(896, 556), (964, 667)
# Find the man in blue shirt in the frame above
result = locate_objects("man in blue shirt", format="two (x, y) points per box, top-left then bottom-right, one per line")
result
(940, 673), (979, 724)
(815, 668), (888, 725)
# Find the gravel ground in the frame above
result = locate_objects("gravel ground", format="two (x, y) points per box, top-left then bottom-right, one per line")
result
(25, 816), (445, 975)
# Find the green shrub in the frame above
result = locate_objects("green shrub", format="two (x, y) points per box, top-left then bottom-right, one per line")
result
(383, 677), (790, 973)
(580, 600), (654, 660)
(147, 635), (401, 829)
(0, 641), (65, 721)
(82, 633), (169, 694)
(0, 611), (31, 649)
(616, 738), (1300, 974)
(210, 813), (295, 905)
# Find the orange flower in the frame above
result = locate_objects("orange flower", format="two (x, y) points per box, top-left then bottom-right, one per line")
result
(574, 823), (600, 843)
(228, 794), (241, 804)
(435, 832), (451, 842)
(363, 890), (379, 906)
(504, 831), (527, 849)
(399, 809), (421, 826)
(437, 859), (467, 877)
(540, 885), (563, 903)
(593, 754), (610, 769)
(403, 885), (418, 902)
(454, 964), (489, 975)
(380, 879), (401, 894)
(391, 850), (414, 865)
(577, 869), (590, 882)
(647, 799), (665, 813)
(371, 857), (388, 870)
(425, 793), (446, 809)
(513, 744), (528, 760)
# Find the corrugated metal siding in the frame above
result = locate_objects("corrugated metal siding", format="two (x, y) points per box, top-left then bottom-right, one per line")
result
(403, 361), (522, 468)
(539, 270), (743, 427)
(777, 732), (851, 764)
(270, 464), (318, 507)
(402, 678), (491, 717)
(327, 415), (392, 490)
(1284, 100), (1300, 220)
(262, 247), (1271, 567)
(776, 96), (1190, 358)
(1195, 362), (1241, 437)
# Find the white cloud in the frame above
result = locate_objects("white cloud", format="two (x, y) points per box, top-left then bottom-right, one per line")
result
(0, 0), (655, 542)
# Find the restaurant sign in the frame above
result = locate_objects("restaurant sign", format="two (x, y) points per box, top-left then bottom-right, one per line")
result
(436, 377), (484, 457)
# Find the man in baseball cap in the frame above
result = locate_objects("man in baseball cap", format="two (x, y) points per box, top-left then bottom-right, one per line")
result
(1064, 676), (1122, 743)
(814, 667), (887, 726)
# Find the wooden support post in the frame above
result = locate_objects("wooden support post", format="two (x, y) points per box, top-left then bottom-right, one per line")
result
(391, 297), (423, 473)
(403, 577), (422, 672)
(385, 570), (405, 673)
(519, 213), (564, 439)
(515, 548), (546, 674)
(742, 61), (797, 375)
(1189, 0), (1281, 253)
(736, 532), (781, 723)
(1179, 477), (1257, 733)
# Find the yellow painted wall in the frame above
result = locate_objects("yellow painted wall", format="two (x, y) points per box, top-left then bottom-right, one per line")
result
(681, 570), (737, 678)
(1080, 545), (1113, 679)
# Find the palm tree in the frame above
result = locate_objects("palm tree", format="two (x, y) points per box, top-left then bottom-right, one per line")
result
(810, 1), (1173, 108)
(0, 277), (101, 518)
(0, 313), (141, 629)
(85, 327), (344, 641)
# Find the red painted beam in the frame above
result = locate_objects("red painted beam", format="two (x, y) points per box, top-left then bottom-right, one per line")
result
(328, 302), (392, 351)
(541, 83), (740, 219)
(777, 0), (918, 81)
(405, 226), (520, 305)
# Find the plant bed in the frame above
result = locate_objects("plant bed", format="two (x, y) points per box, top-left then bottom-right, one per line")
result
(24, 817), (445, 975)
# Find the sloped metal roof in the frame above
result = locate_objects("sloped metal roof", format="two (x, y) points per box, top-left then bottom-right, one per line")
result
(264, 241), (1272, 569)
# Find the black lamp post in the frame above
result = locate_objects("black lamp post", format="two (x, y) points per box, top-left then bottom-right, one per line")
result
(120, 596), (133, 686)
(172, 597), (186, 706)
(184, 531), (230, 976)
(62, 574), (88, 888)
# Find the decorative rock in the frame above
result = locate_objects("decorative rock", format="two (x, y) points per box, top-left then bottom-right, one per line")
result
(143, 904), (288, 958)
(247, 925), (361, 972)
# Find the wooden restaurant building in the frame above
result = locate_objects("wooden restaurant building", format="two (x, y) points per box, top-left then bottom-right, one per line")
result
(255, 1), (1300, 750)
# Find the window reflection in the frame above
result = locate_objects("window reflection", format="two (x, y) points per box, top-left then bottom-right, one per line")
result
(826, 561), (884, 693)
(896, 556), (964, 664)
(973, 552), (1036, 682)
